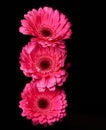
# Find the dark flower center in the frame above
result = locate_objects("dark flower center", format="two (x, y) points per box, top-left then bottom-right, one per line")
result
(40, 60), (50, 70)
(41, 29), (52, 37)
(36, 56), (53, 74)
(38, 98), (49, 109)
(40, 27), (53, 38)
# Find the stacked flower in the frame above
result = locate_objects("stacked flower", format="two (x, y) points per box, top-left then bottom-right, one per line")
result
(18, 6), (72, 126)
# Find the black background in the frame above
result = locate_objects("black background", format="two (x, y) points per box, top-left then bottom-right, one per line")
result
(16, 0), (106, 130)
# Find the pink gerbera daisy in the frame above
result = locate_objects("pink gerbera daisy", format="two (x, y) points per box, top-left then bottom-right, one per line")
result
(19, 82), (67, 126)
(19, 40), (68, 92)
(19, 6), (72, 47)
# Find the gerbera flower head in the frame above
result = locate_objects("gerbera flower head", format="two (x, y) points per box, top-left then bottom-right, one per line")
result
(19, 40), (68, 91)
(19, 81), (68, 126)
(19, 6), (72, 47)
